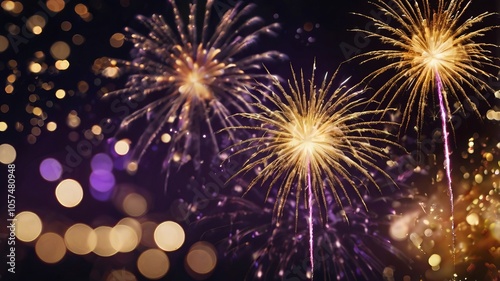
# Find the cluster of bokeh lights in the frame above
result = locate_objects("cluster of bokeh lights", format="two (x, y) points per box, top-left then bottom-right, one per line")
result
(33, 143), (217, 279)
(387, 134), (500, 279)
(12, 174), (217, 280)
(0, 0), (226, 279)
(13, 209), (196, 279)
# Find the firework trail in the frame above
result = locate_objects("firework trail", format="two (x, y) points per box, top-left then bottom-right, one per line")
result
(95, 0), (285, 187)
(352, 0), (499, 270)
(225, 62), (399, 278)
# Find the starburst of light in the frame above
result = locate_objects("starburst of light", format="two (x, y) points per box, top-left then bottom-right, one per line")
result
(95, 0), (285, 182)
(353, 0), (499, 131)
(228, 63), (398, 221)
(226, 62), (399, 278)
(353, 0), (499, 270)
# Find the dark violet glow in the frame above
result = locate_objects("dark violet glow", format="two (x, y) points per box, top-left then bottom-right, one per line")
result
(112, 153), (131, 171)
(89, 185), (114, 201)
(89, 170), (116, 192)
(39, 158), (63, 182)
(90, 153), (113, 172)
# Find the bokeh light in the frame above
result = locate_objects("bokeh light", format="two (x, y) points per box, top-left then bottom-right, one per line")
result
(117, 217), (142, 242)
(126, 161), (138, 175)
(50, 41), (70, 60)
(110, 224), (138, 253)
(185, 241), (217, 277)
(101, 65), (120, 78)
(35, 233), (66, 264)
(154, 221), (185, 252)
(91, 153), (113, 172)
(89, 170), (115, 192)
(0, 143), (16, 164)
(93, 226), (118, 257)
(122, 193), (147, 217)
(55, 179), (83, 208)
(12, 1), (22, 13)
(137, 249), (170, 279)
(15, 211), (42, 242)
(106, 269), (137, 281)
(465, 213), (479, 226)
(64, 223), (97, 255)
(26, 14), (46, 34)
(66, 111), (80, 128)
(383, 267), (395, 280)
(389, 212), (418, 241)
(29, 62), (42, 73)
(110, 33), (125, 48)
(55, 89), (66, 99)
(491, 223), (500, 241)
(39, 158), (63, 181)
(46, 121), (57, 131)
(160, 133), (171, 143)
(114, 139), (130, 156)
(1, 0), (15, 11)
(428, 254), (442, 267)
(72, 34), (85, 45)
(46, 0), (66, 12)
(61, 20), (71, 31)
(0, 35), (8, 52)
(5, 85), (13, 94)
(91, 125), (102, 135)
(74, 3), (88, 16)
(55, 59), (70, 70)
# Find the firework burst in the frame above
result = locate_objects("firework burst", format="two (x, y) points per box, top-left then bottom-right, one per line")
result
(352, 0), (499, 131)
(353, 0), (499, 268)
(95, 0), (285, 182)
(226, 63), (399, 278)
(228, 63), (398, 221)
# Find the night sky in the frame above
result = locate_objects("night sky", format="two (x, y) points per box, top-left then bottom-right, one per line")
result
(0, 0), (499, 280)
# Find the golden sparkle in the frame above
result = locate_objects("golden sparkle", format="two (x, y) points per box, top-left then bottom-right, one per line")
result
(353, 0), (499, 131)
(227, 63), (398, 219)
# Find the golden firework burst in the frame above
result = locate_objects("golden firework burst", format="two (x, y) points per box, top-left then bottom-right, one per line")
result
(353, 0), (499, 131)
(227, 63), (399, 220)
(95, 0), (285, 178)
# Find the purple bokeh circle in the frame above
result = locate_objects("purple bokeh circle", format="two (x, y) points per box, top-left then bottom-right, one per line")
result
(91, 153), (113, 172)
(39, 158), (63, 182)
(89, 170), (116, 192)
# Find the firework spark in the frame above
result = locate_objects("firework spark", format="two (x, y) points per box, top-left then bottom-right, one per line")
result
(95, 0), (285, 183)
(353, 0), (499, 131)
(353, 0), (499, 269)
(228, 63), (398, 220)
(195, 189), (413, 281)
(226, 63), (399, 277)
